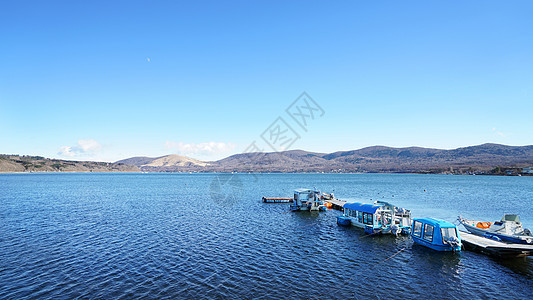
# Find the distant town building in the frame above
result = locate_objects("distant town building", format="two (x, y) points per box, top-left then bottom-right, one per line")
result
(522, 167), (533, 174)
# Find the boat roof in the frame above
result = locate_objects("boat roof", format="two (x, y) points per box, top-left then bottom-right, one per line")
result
(344, 202), (383, 214)
(294, 188), (316, 193)
(414, 218), (456, 228)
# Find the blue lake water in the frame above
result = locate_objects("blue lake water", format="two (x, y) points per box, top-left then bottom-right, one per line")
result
(1, 173), (532, 299)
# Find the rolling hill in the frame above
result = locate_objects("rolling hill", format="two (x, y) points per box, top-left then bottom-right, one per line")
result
(115, 143), (533, 174)
(0, 155), (139, 173)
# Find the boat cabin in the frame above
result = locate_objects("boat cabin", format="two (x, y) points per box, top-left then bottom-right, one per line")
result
(411, 218), (462, 252)
(339, 201), (411, 235)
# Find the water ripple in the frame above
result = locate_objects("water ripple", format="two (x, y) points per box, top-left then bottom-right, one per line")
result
(0, 173), (532, 299)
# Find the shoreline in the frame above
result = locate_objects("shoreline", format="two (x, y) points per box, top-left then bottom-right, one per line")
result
(1, 171), (531, 177)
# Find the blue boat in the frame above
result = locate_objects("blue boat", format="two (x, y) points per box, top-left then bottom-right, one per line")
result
(336, 201), (412, 236)
(411, 218), (462, 252)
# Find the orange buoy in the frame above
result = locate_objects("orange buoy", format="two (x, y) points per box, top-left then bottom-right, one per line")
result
(326, 202), (333, 209)
(476, 222), (492, 229)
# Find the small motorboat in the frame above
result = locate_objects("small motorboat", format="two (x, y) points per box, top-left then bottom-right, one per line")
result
(289, 188), (327, 212)
(337, 201), (411, 236)
(458, 214), (533, 244)
(321, 192), (335, 200)
(411, 218), (462, 252)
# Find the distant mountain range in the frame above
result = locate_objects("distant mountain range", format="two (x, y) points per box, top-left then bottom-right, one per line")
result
(2, 144), (532, 174)
(115, 143), (533, 174)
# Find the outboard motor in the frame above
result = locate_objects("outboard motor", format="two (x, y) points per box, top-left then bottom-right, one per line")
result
(390, 224), (400, 236)
(446, 236), (462, 252)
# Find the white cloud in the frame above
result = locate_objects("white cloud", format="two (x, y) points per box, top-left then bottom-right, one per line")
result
(58, 146), (75, 157)
(492, 128), (506, 137)
(77, 139), (101, 152)
(165, 141), (236, 157)
(58, 139), (102, 157)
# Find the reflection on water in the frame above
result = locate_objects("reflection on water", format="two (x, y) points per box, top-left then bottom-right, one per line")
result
(492, 256), (533, 278)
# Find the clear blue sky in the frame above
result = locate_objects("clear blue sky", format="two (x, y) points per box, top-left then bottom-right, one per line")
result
(1, 1), (532, 162)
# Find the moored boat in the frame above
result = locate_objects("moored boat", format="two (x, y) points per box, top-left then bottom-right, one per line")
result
(336, 201), (411, 235)
(411, 218), (462, 252)
(290, 188), (327, 212)
(321, 192), (335, 200)
(458, 214), (533, 244)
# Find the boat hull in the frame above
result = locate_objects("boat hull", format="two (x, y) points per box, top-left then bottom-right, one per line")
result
(336, 216), (351, 226)
(364, 226), (383, 235)
(340, 216), (410, 235)
(289, 205), (304, 211)
(460, 221), (533, 244)
(412, 236), (462, 252)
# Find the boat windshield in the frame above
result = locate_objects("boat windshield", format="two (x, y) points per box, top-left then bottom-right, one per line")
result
(502, 214), (520, 223)
(441, 227), (457, 244)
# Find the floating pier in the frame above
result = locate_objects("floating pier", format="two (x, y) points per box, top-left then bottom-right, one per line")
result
(262, 197), (293, 203)
(460, 231), (533, 257)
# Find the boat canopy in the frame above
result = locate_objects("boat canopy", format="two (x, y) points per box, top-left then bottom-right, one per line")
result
(416, 218), (456, 228)
(294, 188), (316, 194)
(343, 202), (382, 214)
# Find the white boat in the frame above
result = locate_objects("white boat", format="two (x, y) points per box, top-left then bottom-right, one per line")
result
(290, 188), (327, 212)
(458, 214), (533, 244)
(321, 192), (335, 200)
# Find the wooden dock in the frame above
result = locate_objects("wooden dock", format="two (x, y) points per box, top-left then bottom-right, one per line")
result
(324, 199), (347, 211)
(460, 231), (533, 257)
(262, 197), (293, 203)
(261, 197), (347, 207)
